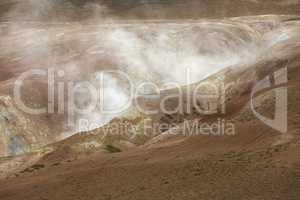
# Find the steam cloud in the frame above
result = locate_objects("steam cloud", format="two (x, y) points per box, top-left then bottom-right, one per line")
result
(1, 0), (287, 135)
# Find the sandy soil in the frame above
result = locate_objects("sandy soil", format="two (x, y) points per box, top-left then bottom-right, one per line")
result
(0, 47), (299, 200)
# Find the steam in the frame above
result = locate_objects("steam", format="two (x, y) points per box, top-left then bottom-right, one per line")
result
(1, 0), (292, 136)
(75, 73), (130, 132)
(107, 23), (260, 84)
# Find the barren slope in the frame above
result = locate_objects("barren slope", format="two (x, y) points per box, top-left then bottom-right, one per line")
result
(0, 18), (299, 199)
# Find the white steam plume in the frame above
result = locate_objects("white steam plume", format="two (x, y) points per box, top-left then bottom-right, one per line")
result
(1, 0), (287, 137)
